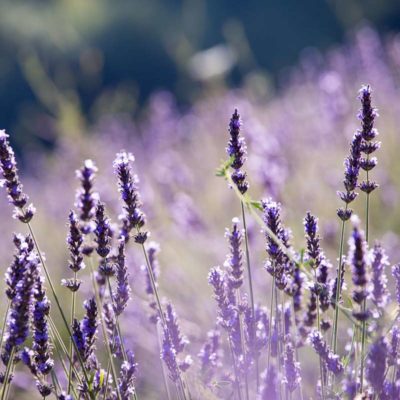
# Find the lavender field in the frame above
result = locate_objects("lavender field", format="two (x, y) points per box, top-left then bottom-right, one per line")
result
(3, 21), (400, 400)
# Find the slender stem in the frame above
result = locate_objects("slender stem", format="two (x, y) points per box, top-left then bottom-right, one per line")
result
(88, 259), (122, 400)
(0, 301), (10, 353)
(240, 201), (259, 391)
(267, 275), (275, 371)
(228, 337), (243, 400)
(315, 270), (325, 400)
(26, 222), (94, 399)
(68, 272), (77, 394)
(0, 347), (15, 400)
(156, 322), (173, 400)
(332, 210), (347, 354)
(236, 290), (249, 400)
(360, 169), (370, 393)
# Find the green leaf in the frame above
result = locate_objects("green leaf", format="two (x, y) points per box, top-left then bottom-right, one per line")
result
(215, 156), (234, 177)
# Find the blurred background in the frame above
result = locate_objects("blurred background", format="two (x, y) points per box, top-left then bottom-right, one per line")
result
(1, 0), (400, 151)
(2, 1), (400, 398)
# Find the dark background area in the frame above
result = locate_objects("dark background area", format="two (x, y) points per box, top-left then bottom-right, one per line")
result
(1, 0), (400, 150)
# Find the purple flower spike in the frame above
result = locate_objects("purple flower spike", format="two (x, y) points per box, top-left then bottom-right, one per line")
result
(259, 366), (278, 400)
(32, 276), (53, 375)
(227, 109), (249, 194)
(0, 130), (35, 223)
(199, 329), (220, 383)
(118, 350), (138, 399)
(2, 248), (40, 365)
(370, 242), (390, 310)
(283, 336), (301, 393)
(366, 336), (387, 395)
(94, 202), (112, 258)
(165, 303), (188, 354)
(114, 151), (147, 243)
(392, 263), (400, 305)
(224, 217), (244, 290)
(161, 327), (180, 383)
(75, 159), (98, 233)
(349, 217), (368, 308)
(67, 210), (85, 274)
(113, 241), (131, 317)
(309, 329), (343, 375)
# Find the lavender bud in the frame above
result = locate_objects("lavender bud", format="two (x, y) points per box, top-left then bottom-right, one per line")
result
(370, 242), (390, 310)
(227, 109), (249, 194)
(32, 276), (53, 375)
(198, 330), (220, 383)
(161, 327), (180, 383)
(114, 151), (147, 241)
(224, 217), (244, 290)
(366, 336), (387, 395)
(118, 350), (138, 398)
(67, 211), (85, 273)
(81, 298), (98, 364)
(75, 159), (98, 233)
(0, 130), (35, 222)
(165, 303), (188, 354)
(61, 278), (81, 292)
(36, 381), (52, 397)
(358, 85), (379, 143)
(349, 218), (368, 306)
(113, 241), (131, 317)
(283, 336), (301, 392)
(94, 203), (112, 258)
(309, 329), (343, 375)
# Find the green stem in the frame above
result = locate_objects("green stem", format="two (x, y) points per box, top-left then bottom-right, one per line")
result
(315, 270), (325, 400)
(240, 201), (258, 391)
(332, 211), (347, 354)
(0, 347), (15, 400)
(26, 222), (95, 399)
(68, 272), (77, 394)
(267, 275), (275, 371)
(0, 301), (10, 353)
(88, 258), (122, 400)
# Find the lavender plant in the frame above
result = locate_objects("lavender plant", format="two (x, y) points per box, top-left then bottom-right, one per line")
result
(1, 70), (400, 400)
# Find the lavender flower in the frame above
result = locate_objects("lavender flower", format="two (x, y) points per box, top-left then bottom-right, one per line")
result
(113, 241), (131, 316)
(94, 202), (112, 258)
(118, 350), (138, 399)
(103, 302), (122, 357)
(75, 159), (98, 233)
(5, 234), (33, 300)
(113, 151), (147, 243)
(199, 329), (220, 383)
(309, 330), (343, 375)
(82, 298), (98, 363)
(337, 131), (362, 221)
(304, 212), (323, 268)
(259, 366), (278, 400)
(388, 325), (400, 366)
(161, 327), (180, 383)
(165, 303), (188, 354)
(36, 381), (52, 397)
(32, 276), (53, 375)
(349, 218), (368, 307)
(67, 210), (85, 273)
(392, 263), (400, 305)
(283, 336), (301, 392)
(227, 109), (249, 194)
(370, 242), (390, 310)
(366, 336), (387, 395)
(358, 85), (380, 195)
(142, 241), (160, 323)
(0, 130), (35, 223)
(224, 217), (244, 290)
(2, 250), (39, 365)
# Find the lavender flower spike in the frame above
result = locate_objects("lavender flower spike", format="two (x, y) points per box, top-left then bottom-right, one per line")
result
(113, 151), (147, 243)
(309, 329), (343, 375)
(366, 336), (387, 396)
(113, 241), (131, 316)
(75, 159), (98, 233)
(94, 202), (112, 258)
(32, 276), (53, 375)
(165, 303), (188, 354)
(0, 130), (35, 223)
(349, 217), (368, 305)
(161, 327), (180, 383)
(224, 217), (244, 290)
(118, 350), (138, 399)
(370, 242), (390, 310)
(391, 263), (400, 305)
(227, 109), (249, 194)
(283, 336), (301, 393)
(2, 250), (40, 365)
